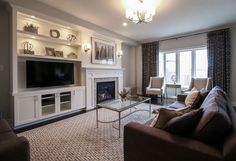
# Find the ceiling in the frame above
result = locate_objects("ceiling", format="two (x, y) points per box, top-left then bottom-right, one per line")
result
(36, 0), (236, 42)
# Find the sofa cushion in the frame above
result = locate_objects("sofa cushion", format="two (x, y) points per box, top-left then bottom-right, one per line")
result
(168, 101), (186, 109)
(166, 108), (203, 136)
(193, 86), (231, 144)
(185, 89), (201, 108)
(0, 119), (12, 133)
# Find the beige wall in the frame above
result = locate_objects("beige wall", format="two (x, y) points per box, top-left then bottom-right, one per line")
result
(122, 44), (136, 88)
(0, 2), (11, 119)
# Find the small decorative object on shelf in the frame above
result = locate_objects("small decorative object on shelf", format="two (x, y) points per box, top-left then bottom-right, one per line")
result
(67, 34), (77, 42)
(20, 41), (35, 55)
(118, 88), (129, 102)
(23, 23), (39, 34)
(55, 51), (64, 57)
(67, 52), (78, 59)
(50, 29), (60, 38)
(45, 47), (55, 56)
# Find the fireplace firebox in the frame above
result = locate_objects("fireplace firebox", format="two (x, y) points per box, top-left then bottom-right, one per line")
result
(97, 81), (115, 103)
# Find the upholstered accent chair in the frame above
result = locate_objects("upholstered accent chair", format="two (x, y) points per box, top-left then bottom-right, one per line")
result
(146, 77), (164, 102)
(182, 78), (212, 94)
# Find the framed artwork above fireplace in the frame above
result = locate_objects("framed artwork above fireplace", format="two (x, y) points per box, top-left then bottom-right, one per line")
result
(91, 37), (116, 65)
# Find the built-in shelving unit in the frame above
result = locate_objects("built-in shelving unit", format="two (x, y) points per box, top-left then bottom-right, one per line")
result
(16, 12), (82, 62)
(13, 11), (85, 128)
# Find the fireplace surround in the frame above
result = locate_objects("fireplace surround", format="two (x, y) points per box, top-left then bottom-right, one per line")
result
(85, 68), (124, 110)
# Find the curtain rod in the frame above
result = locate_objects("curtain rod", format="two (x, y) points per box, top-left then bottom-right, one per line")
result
(159, 31), (207, 42)
(151, 26), (231, 43)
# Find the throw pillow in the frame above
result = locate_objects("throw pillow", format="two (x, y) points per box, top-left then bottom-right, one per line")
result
(165, 108), (203, 136)
(185, 90), (201, 108)
(150, 108), (183, 128)
(196, 88), (209, 108)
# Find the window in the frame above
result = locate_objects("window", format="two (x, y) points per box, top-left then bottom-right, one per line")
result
(179, 51), (192, 87)
(159, 48), (208, 87)
(165, 53), (176, 83)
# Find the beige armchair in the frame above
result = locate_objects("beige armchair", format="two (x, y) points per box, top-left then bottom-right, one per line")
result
(146, 77), (164, 103)
(182, 78), (212, 93)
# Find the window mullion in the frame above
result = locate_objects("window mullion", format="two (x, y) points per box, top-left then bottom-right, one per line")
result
(192, 50), (196, 77)
(176, 52), (180, 83)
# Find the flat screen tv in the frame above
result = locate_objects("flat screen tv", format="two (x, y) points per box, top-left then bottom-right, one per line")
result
(26, 60), (74, 88)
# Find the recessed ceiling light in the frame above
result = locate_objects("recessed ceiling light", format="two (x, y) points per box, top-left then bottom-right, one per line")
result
(123, 22), (128, 27)
(30, 16), (36, 18)
(31, 36), (35, 39)
(68, 43), (71, 46)
(66, 26), (71, 29)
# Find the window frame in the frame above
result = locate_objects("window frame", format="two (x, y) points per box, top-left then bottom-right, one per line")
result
(160, 47), (207, 87)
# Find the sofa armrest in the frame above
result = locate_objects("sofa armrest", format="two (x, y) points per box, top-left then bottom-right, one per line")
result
(124, 122), (223, 161)
(0, 136), (30, 161)
(177, 93), (188, 102)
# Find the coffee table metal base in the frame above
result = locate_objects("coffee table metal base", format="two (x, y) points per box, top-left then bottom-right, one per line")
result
(96, 99), (151, 138)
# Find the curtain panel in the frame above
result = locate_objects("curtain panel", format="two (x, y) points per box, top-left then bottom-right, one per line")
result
(207, 28), (231, 94)
(142, 41), (159, 94)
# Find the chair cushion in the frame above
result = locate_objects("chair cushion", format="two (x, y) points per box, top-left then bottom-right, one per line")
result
(151, 77), (163, 88)
(166, 108), (203, 136)
(193, 78), (208, 90)
(146, 88), (162, 95)
(193, 86), (231, 145)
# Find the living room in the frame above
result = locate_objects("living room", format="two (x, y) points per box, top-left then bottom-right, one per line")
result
(0, 0), (236, 161)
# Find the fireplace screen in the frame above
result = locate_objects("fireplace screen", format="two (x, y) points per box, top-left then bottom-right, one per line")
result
(97, 81), (115, 103)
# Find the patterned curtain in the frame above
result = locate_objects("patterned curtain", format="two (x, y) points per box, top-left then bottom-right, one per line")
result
(207, 28), (231, 93)
(142, 41), (159, 94)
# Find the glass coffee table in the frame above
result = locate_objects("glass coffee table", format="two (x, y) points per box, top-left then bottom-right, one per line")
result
(96, 96), (151, 137)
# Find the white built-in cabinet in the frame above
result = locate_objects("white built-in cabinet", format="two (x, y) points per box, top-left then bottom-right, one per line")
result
(12, 10), (86, 128)
(14, 86), (85, 127)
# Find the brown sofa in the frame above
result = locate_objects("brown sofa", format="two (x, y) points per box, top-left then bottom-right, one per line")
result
(124, 87), (236, 161)
(0, 119), (30, 161)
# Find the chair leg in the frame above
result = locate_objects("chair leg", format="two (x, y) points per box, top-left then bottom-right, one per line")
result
(161, 94), (163, 103)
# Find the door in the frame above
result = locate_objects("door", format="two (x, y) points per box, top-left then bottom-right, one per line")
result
(71, 88), (85, 109)
(15, 95), (39, 126)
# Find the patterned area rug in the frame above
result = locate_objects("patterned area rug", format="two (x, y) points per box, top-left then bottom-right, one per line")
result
(19, 103), (162, 161)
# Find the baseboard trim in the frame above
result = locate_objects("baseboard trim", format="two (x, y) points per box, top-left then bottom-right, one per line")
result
(14, 108), (86, 133)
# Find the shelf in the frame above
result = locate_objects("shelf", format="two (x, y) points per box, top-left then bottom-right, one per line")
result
(17, 30), (81, 47)
(42, 104), (55, 108)
(60, 94), (71, 97)
(42, 96), (55, 100)
(17, 53), (81, 62)
(60, 101), (71, 105)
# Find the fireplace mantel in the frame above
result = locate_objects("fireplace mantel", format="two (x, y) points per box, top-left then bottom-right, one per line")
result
(85, 68), (124, 110)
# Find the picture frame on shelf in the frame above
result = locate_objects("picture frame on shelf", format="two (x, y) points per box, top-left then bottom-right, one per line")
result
(45, 47), (55, 56)
(50, 29), (60, 38)
(91, 37), (116, 65)
(55, 51), (64, 57)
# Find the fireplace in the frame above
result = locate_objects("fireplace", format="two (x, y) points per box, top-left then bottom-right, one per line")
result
(96, 81), (115, 103)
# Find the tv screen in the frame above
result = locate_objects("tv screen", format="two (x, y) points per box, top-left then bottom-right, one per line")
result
(26, 60), (74, 88)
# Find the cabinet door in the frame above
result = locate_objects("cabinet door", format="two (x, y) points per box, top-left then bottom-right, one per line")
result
(15, 95), (38, 126)
(71, 88), (85, 109)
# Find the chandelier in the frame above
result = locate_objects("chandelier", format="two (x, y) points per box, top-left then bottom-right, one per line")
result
(125, 0), (156, 24)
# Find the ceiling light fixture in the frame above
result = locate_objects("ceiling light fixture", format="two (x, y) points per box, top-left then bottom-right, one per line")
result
(125, 0), (156, 24)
